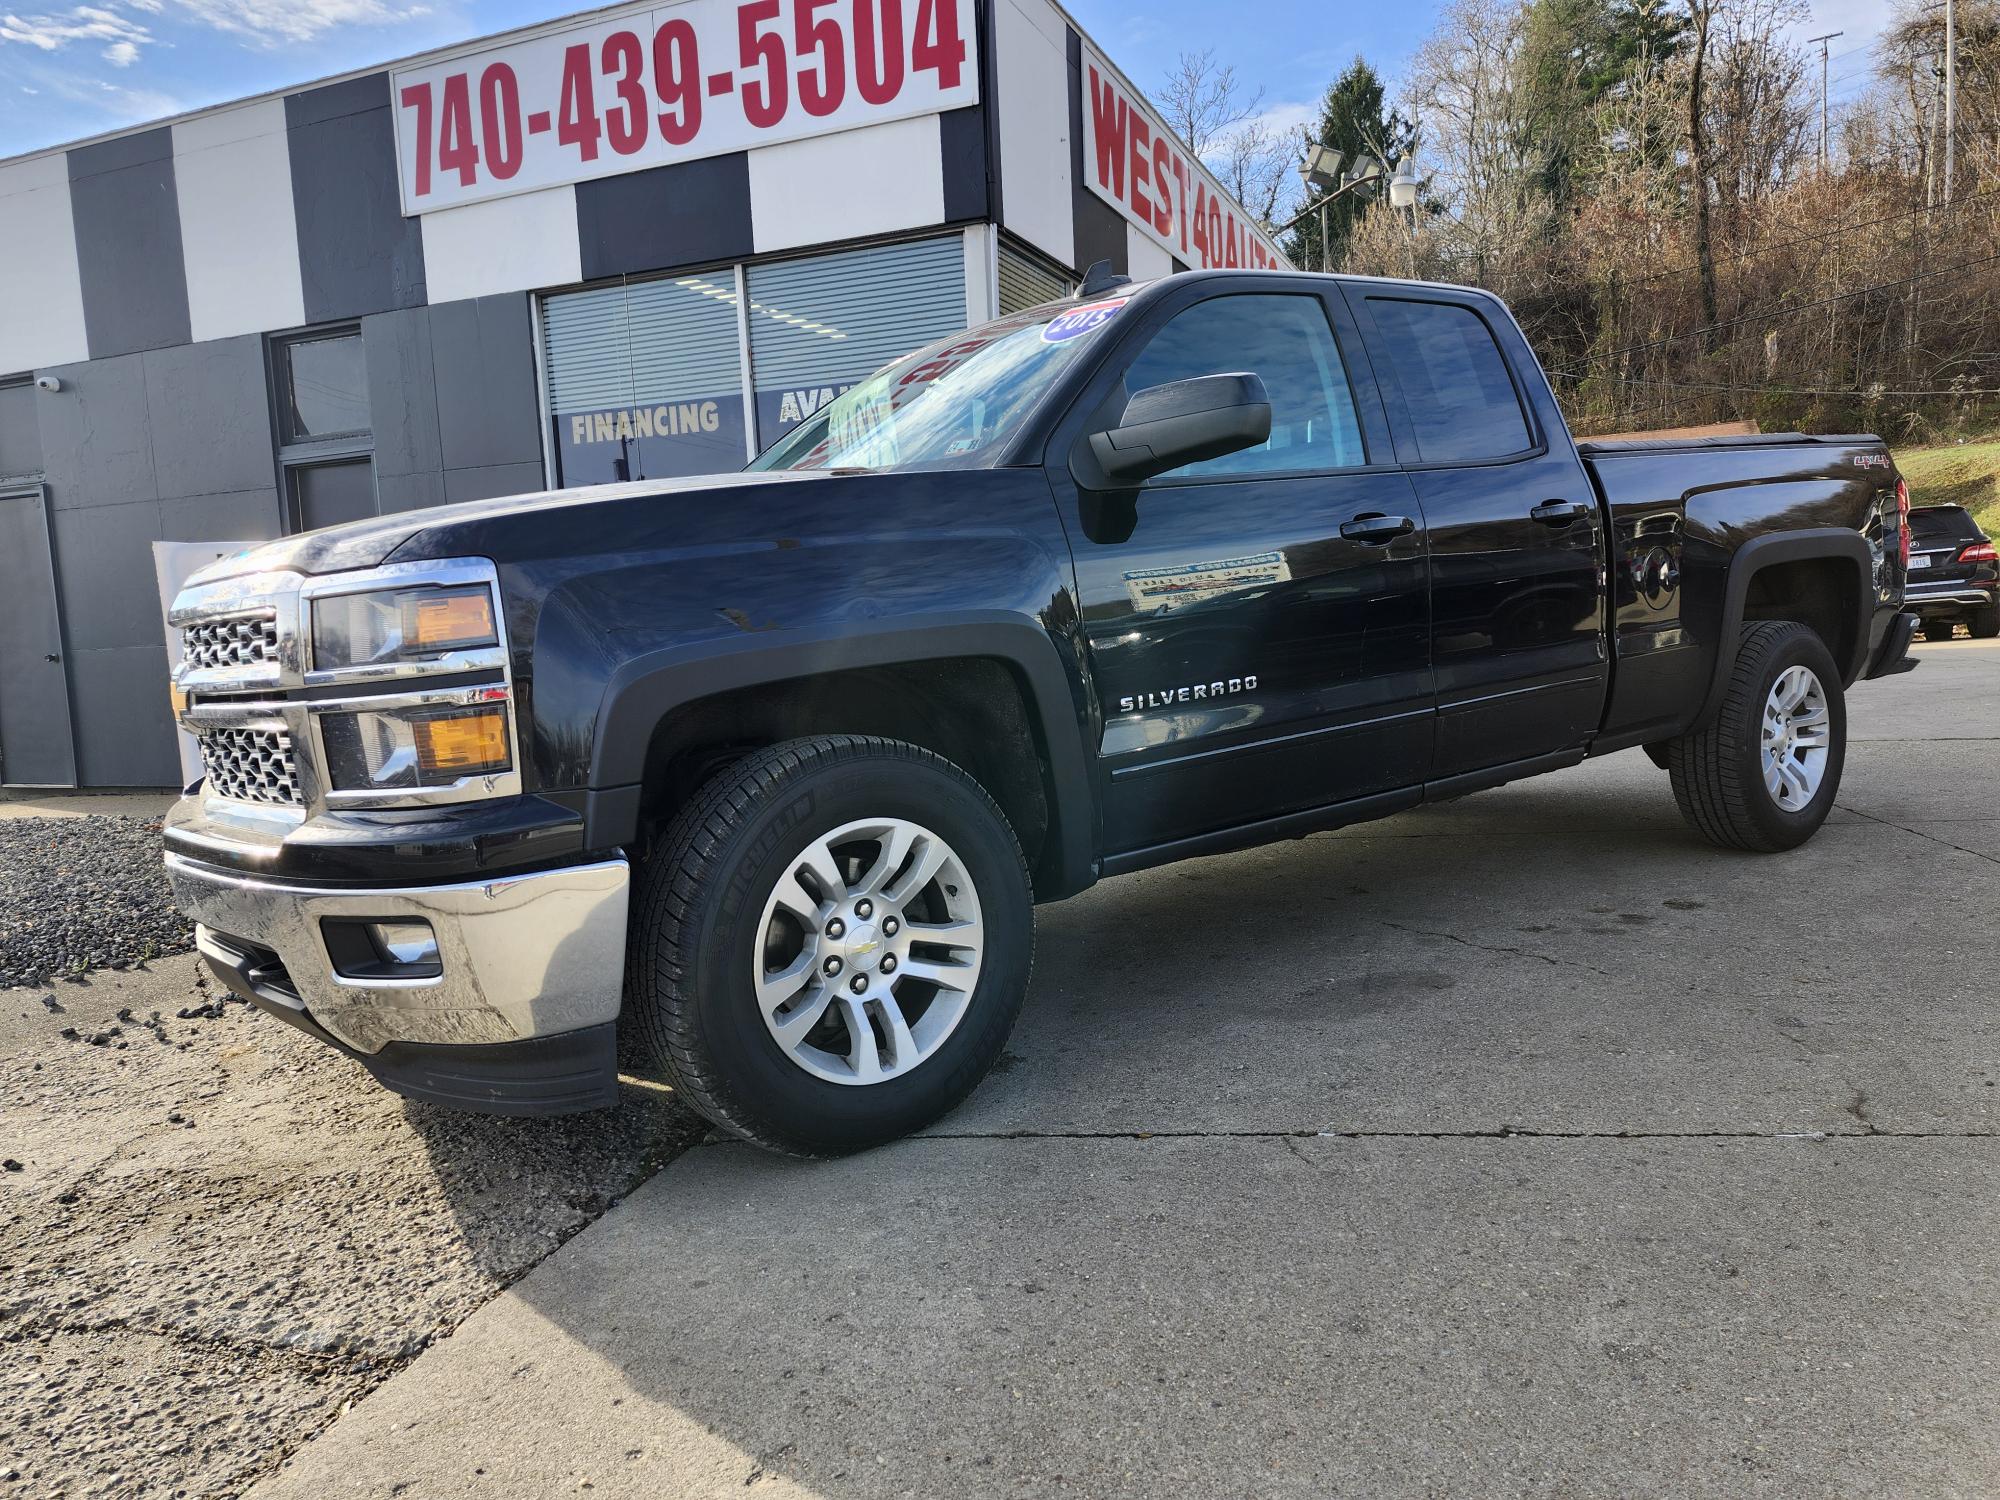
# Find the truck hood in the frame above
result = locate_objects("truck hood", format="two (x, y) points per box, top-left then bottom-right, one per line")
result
(184, 470), (831, 584)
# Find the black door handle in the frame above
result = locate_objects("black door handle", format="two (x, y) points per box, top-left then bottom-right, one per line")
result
(44, 653), (60, 663)
(1340, 512), (1415, 544)
(1531, 499), (1590, 526)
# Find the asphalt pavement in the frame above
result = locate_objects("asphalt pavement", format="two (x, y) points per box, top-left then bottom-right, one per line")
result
(251, 639), (2000, 1499)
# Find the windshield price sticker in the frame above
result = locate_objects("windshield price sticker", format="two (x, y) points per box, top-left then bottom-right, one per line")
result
(1041, 298), (1130, 344)
(393, 0), (979, 215)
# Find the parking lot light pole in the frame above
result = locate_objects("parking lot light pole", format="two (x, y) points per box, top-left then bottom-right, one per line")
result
(1279, 152), (1423, 272)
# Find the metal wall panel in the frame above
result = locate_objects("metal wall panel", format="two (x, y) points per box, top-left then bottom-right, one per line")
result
(574, 155), (753, 283)
(287, 74), (428, 323)
(68, 643), (176, 787)
(68, 128), (193, 359)
(940, 105), (993, 224)
(0, 156), (89, 373)
(0, 485), (76, 786)
(0, 380), (41, 480)
(430, 294), (543, 472)
(998, 240), (1071, 313)
(1064, 29), (1128, 277)
(174, 100), (308, 343)
(362, 306), (443, 480)
(142, 336), (275, 502)
(35, 352), (156, 513)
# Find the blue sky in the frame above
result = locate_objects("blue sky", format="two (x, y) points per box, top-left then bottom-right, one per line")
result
(0, 0), (1893, 160)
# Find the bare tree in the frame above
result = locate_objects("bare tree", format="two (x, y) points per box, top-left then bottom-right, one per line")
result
(1687, 0), (1722, 342)
(1157, 48), (1265, 154)
(1158, 49), (1299, 228)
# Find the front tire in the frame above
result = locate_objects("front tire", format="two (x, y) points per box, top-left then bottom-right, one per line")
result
(628, 736), (1033, 1156)
(1666, 621), (1846, 852)
(1922, 619), (1957, 642)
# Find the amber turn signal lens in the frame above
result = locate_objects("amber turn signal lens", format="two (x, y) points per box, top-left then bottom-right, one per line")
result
(411, 590), (495, 649)
(414, 709), (509, 775)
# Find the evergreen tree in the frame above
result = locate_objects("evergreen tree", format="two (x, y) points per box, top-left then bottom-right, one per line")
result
(1285, 59), (1419, 270)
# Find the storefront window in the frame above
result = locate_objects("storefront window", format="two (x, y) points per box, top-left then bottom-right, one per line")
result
(541, 274), (748, 486)
(745, 237), (967, 450)
(538, 234), (976, 486)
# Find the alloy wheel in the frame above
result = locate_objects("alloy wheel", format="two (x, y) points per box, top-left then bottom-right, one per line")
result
(752, 817), (985, 1085)
(1761, 664), (1831, 810)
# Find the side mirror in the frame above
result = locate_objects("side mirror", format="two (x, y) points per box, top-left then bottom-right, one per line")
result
(1086, 372), (1272, 487)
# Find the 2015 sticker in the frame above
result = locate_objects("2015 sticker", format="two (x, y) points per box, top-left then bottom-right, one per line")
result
(1042, 298), (1130, 344)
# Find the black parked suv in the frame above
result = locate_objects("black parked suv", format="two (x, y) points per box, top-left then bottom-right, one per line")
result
(1906, 504), (1998, 639)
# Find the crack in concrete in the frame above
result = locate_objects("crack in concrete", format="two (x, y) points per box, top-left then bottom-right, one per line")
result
(1837, 803), (2000, 868)
(13, 1313), (379, 1372)
(1375, 919), (1613, 978)
(1843, 1086), (1882, 1137)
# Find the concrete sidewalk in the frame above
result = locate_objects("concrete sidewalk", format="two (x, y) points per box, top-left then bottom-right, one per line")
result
(250, 641), (2000, 1499)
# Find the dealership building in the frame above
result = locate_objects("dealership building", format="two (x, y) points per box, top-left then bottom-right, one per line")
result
(0, 0), (1286, 789)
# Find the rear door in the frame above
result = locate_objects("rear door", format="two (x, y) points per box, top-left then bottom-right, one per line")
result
(1051, 280), (1432, 856)
(1346, 287), (1607, 778)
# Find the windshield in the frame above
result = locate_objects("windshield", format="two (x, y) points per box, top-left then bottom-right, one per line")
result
(749, 296), (1134, 473)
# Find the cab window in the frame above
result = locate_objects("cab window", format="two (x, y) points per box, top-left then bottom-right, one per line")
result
(1121, 294), (1366, 480)
(1365, 297), (1534, 462)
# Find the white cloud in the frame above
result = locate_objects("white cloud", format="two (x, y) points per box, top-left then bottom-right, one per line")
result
(1242, 98), (1318, 146)
(101, 35), (134, 62)
(169, 0), (430, 46)
(0, 4), (152, 58)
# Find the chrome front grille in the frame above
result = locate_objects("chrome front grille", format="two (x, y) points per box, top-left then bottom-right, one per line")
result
(196, 726), (302, 807)
(181, 615), (279, 672)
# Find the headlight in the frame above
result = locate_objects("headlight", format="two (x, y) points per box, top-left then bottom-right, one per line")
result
(320, 701), (512, 792)
(311, 584), (498, 672)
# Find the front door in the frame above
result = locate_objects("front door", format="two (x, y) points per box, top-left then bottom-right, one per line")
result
(1058, 285), (1433, 856)
(1347, 289), (1607, 777)
(0, 484), (77, 786)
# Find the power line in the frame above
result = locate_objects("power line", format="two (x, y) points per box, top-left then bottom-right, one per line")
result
(1563, 247), (2000, 370)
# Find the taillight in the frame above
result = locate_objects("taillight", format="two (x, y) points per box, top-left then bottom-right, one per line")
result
(1896, 479), (1911, 568)
(1960, 540), (1997, 564)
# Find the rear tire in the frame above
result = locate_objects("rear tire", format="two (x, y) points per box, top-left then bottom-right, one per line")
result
(1922, 619), (1957, 642)
(1972, 606), (1998, 641)
(1666, 621), (1846, 852)
(628, 735), (1033, 1157)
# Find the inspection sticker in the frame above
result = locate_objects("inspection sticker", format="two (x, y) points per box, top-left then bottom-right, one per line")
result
(1042, 298), (1131, 344)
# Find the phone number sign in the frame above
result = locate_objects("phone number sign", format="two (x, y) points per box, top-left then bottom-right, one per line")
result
(391, 0), (979, 215)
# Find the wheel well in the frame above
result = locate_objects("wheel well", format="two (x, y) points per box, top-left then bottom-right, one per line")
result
(635, 658), (1057, 892)
(1740, 558), (1860, 678)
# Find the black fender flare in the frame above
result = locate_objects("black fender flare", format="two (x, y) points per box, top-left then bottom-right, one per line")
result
(591, 611), (1098, 898)
(1693, 528), (1875, 728)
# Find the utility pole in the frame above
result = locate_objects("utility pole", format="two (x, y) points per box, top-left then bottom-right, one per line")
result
(1944, 0), (1957, 204)
(1807, 32), (1843, 172)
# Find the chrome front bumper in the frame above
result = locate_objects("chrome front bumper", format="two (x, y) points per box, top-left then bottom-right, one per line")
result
(165, 852), (630, 1054)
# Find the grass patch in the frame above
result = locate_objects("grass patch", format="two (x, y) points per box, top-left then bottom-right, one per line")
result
(1896, 437), (2000, 537)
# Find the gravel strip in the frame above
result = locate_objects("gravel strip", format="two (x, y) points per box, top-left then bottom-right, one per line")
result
(0, 817), (190, 989)
(2, 958), (708, 1498)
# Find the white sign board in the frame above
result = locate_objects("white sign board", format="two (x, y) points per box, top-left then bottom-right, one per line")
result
(391, 0), (980, 215)
(1078, 43), (1288, 272)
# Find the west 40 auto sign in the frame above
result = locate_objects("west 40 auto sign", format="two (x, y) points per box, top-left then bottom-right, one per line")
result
(392, 0), (978, 214)
(1080, 46), (1287, 272)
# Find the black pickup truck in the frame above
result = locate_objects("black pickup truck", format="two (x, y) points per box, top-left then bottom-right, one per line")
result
(164, 267), (1919, 1155)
